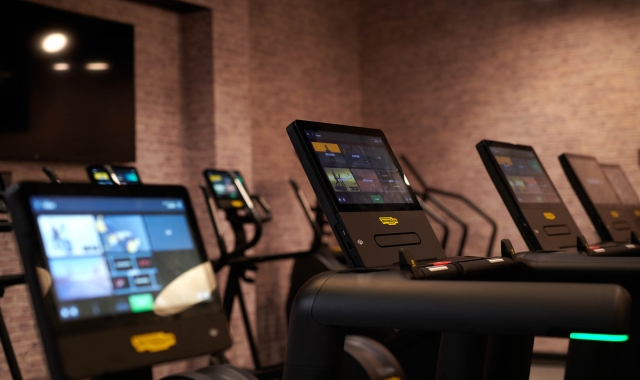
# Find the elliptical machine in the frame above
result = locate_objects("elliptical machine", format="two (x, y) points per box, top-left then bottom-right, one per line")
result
(200, 170), (406, 380)
(0, 172), (26, 380)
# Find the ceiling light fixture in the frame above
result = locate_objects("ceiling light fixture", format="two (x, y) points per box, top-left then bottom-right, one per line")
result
(53, 63), (70, 71)
(85, 62), (109, 71)
(41, 33), (68, 53)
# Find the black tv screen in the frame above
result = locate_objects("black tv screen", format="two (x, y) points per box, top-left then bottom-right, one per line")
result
(0, 0), (135, 162)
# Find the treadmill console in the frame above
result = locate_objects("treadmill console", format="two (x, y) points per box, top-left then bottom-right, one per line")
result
(477, 140), (581, 251)
(601, 164), (640, 232)
(288, 120), (448, 268)
(559, 154), (637, 242)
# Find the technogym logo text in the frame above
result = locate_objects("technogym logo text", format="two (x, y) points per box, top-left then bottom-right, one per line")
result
(379, 217), (398, 226)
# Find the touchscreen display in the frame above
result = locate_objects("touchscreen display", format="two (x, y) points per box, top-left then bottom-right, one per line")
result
(490, 146), (561, 204)
(204, 171), (245, 209)
(30, 196), (212, 322)
(305, 130), (414, 205)
(565, 156), (620, 205)
(112, 167), (141, 185)
(88, 167), (116, 185)
(601, 165), (640, 205)
(89, 166), (141, 186)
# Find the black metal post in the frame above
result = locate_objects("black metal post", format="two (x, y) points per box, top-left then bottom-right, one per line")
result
(436, 333), (488, 380)
(0, 305), (22, 380)
(483, 334), (534, 380)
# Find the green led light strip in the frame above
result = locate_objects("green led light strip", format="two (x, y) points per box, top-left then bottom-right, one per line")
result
(570, 333), (629, 343)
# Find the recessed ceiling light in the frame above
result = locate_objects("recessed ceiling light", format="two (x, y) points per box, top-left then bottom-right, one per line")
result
(42, 33), (68, 53)
(53, 63), (70, 71)
(85, 62), (109, 71)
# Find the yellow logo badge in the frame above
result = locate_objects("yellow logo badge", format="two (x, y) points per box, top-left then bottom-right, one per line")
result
(131, 331), (177, 353)
(611, 211), (620, 218)
(231, 200), (244, 208)
(379, 217), (399, 226)
(635, 210), (640, 217)
(543, 212), (556, 221)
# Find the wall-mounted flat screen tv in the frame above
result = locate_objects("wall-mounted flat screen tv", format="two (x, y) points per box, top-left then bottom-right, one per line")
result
(0, 0), (135, 162)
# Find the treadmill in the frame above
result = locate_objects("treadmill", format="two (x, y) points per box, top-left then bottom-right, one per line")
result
(4, 182), (256, 380)
(559, 153), (640, 244)
(284, 120), (633, 380)
(477, 139), (640, 379)
(601, 163), (640, 235)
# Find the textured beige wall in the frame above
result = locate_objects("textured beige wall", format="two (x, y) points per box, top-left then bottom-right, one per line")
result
(249, 0), (361, 366)
(360, 0), (640, 353)
(361, 0), (640, 256)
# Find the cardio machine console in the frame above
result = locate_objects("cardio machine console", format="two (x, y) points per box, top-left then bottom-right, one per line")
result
(5, 183), (231, 379)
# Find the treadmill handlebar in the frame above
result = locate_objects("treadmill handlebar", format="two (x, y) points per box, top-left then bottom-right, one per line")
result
(284, 270), (631, 380)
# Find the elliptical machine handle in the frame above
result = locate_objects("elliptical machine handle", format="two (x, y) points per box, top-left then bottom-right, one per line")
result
(201, 184), (229, 270)
(251, 195), (273, 223)
(229, 175), (263, 255)
(289, 179), (322, 252)
(42, 167), (61, 184)
(0, 191), (12, 233)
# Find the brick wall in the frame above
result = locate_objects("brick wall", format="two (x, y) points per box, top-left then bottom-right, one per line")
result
(3, 0), (640, 377)
(0, 1), (189, 378)
(0, 0), (256, 377)
(360, 0), (640, 353)
(249, 0), (361, 366)
(0, 0), (361, 376)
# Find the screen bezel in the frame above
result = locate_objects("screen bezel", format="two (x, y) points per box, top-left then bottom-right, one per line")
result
(562, 153), (620, 206)
(10, 183), (218, 336)
(600, 163), (640, 206)
(481, 140), (565, 210)
(294, 120), (422, 212)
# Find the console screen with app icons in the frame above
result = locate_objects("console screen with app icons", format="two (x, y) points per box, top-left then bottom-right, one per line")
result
(489, 146), (562, 204)
(29, 196), (211, 322)
(112, 167), (141, 185)
(204, 170), (246, 209)
(304, 130), (415, 205)
(89, 166), (141, 185)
